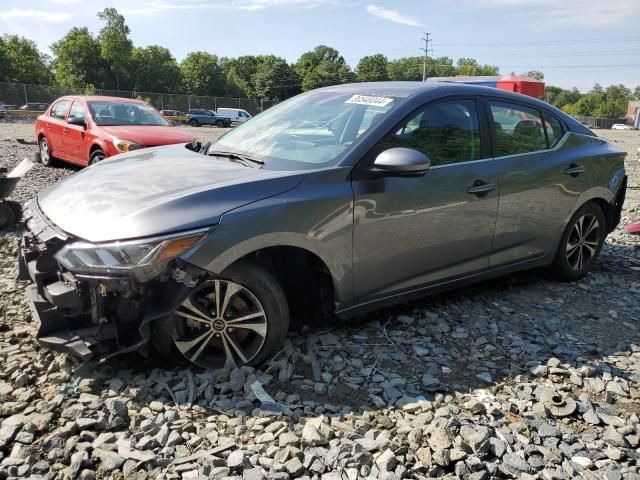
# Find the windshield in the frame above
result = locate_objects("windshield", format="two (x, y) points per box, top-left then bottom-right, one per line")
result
(213, 91), (402, 169)
(88, 101), (169, 126)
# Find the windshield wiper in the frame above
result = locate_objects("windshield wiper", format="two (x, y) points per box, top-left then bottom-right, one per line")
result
(207, 150), (265, 167)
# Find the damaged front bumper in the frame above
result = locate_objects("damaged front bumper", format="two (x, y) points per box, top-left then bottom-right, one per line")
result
(18, 201), (201, 361)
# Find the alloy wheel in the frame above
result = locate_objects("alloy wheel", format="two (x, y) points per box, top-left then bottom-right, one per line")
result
(40, 139), (50, 164)
(172, 279), (268, 369)
(566, 213), (600, 271)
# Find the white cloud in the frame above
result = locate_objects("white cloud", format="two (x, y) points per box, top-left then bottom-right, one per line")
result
(0, 9), (72, 23)
(123, 0), (339, 14)
(477, 0), (640, 27)
(47, 0), (80, 4)
(366, 4), (422, 27)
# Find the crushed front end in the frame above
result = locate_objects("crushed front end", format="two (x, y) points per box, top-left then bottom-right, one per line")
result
(18, 200), (207, 361)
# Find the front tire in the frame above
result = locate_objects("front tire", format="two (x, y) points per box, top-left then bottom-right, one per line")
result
(152, 262), (290, 369)
(189, 119), (200, 127)
(39, 137), (54, 167)
(552, 202), (606, 281)
(89, 149), (106, 165)
(216, 120), (224, 128)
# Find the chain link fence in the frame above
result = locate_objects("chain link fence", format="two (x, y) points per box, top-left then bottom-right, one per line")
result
(0, 82), (275, 116)
(573, 116), (627, 129)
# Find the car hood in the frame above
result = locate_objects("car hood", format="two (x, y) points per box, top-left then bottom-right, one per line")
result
(98, 125), (196, 146)
(37, 145), (306, 242)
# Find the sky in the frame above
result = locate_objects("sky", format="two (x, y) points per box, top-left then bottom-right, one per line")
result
(0, 0), (639, 92)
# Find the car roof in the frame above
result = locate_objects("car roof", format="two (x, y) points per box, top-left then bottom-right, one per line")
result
(57, 95), (147, 104)
(316, 80), (543, 103)
(316, 81), (573, 118)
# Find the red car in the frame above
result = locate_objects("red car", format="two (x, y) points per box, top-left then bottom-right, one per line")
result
(35, 96), (197, 167)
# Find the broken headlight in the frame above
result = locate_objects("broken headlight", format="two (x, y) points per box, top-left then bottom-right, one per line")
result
(54, 229), (208, 274)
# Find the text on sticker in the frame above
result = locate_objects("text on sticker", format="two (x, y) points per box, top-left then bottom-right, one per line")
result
(345, 95), (394, 107)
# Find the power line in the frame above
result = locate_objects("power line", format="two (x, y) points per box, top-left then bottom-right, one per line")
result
(435, 36), (640, 48)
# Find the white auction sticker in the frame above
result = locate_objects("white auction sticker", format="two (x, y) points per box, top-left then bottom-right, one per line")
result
(345, 94), (393, 107)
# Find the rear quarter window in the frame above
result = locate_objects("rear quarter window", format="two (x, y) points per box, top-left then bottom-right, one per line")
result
(542, 112), (564, 148)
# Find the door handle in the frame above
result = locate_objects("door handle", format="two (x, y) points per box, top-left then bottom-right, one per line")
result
(63, 128), (69, 134)
(467, 181), (496, 195)
(564, 163), (585, 177)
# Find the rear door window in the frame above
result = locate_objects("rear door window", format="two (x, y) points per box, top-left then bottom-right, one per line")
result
(383, 99), (482, 167)
(50, 100), (70, 120)
(490, 102), (547, 156)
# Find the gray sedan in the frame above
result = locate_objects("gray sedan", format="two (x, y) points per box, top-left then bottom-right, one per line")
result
(19, 82), (627, 369)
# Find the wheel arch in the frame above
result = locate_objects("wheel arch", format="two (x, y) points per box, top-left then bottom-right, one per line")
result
(224, 245), (337, 322)
(89, 143), (104, 155)
(563, 184), (623, 235)
(189, 231), (349, 318)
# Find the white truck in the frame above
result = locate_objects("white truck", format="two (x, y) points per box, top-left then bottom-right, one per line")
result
(216, 108), (252, 124)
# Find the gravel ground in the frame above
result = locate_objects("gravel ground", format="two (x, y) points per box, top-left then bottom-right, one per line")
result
(0, 122), (639, 480)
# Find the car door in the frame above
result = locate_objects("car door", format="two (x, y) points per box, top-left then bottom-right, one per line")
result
(46, 100), (71, 156)
(204, 111), (215, 125)
(62, 101), (88, 165)
(485, 99), (585, 267)
(351, 98), (499, 302)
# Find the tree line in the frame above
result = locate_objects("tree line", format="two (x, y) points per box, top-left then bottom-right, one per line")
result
(0, 7), (637, 118)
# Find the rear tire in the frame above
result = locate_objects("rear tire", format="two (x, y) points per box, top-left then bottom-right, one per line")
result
(552, 202), (606, 281)
(189, 119), (200, 127)
(89, 149), (106, 165)
(152, 262), (290, 369)
(39, 137), (55, 167)
(216, 120), (224, 128)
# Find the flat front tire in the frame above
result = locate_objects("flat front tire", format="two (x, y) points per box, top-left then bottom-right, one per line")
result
(152, 262), (290, 369)
(552, 202), (606, 281)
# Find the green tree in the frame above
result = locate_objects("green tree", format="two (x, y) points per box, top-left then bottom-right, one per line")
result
(428, 56), (456, 77)
(180, 51), (225, 96)
(387, 56), (423, 81)
(522, 70), (544, 80)
(595, 84), (631, 118)
(294, 45), (354, 91)
(224, 55), (259, 97)
(634, 86), (640, 99)
(572, 92), (604, 116)
(0, 37), (8, 82)
(131, 45), (181, 92)
(253, 55), (293, 100)
(356, 54), (389, 82)
(51, 27), (102, 89)
(1, 35), (51, 84)
(97, 8), (133, 90)
(545, 86), (582, 109)
(456, 58), (498, 76)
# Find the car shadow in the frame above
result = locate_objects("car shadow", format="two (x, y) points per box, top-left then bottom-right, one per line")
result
(67, 239), (640, 419)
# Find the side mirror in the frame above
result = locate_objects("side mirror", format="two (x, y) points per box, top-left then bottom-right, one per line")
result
(67, 116), (86, 128)
(373, 147), (430, 177)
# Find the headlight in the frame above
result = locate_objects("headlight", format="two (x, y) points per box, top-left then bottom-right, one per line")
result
(55, 229), (208, 274)
(112, 137), (142, 153)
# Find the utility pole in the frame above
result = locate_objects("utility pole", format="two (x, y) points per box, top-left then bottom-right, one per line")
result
(420, 32), (433, 81)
